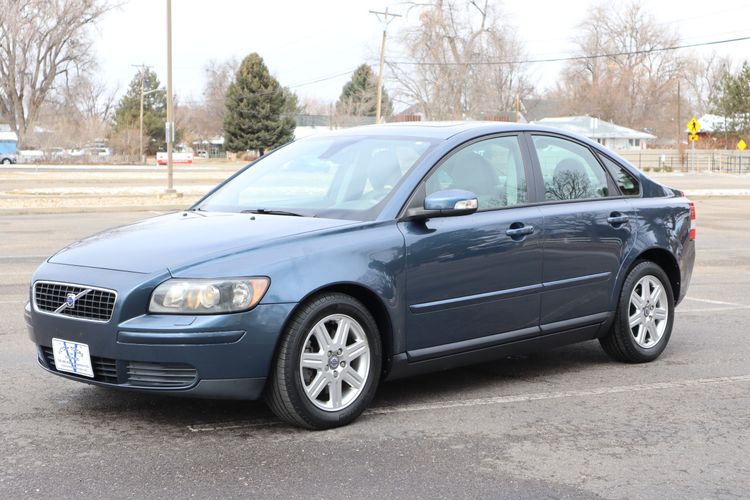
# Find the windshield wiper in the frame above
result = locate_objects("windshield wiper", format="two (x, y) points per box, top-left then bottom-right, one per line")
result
(241, 208), (305, 217)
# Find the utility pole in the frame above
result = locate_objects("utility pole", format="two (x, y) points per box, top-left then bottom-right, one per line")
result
(140, 74), (145, 164)
(370, 8), (401, 124)
(132, 64), (153, 164)
(677, 79), (684, 172)
(165, 0), (175, 193)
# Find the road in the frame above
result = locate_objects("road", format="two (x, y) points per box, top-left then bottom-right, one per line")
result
(1, 198), (748, 499)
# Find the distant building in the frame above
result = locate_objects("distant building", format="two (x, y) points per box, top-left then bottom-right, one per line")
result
(391, 106), (525, 123)
(533, 116), (655, 150)
(191, 136), (225, 158)
(693, 114), (729, 135)
(681, 113), (750, 149)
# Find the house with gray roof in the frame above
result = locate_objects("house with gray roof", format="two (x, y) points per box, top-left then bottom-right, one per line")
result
(533, 116), (656, 150)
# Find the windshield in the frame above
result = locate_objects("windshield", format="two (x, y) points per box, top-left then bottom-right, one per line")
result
(197, 135), (435, 220)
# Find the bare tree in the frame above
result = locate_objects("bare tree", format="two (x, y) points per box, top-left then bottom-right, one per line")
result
(553, 1), (686, 138)
(388, 0), (531, 120)
(178, 58), (238, 148)
(299, 96), (332, 116)
(202, 58), (237, 136)
(0, 0), (111, 146)
(683, 52), (733, 116)
(30, 73), (116, 148)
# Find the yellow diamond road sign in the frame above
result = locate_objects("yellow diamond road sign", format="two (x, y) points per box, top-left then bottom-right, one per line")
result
(739, 139), (747, 151)
(687, 117), (701, 135)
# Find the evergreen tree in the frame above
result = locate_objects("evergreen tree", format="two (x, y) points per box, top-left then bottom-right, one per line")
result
(223, 53), (296, 153)
(336, 64), (392, 118)
(713, 61), (750, 134)
(113, 69), (168, 154)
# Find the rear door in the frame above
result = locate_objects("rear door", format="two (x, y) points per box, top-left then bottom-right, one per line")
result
(526, 134), (638, 330)
(400, 134), (544, 359)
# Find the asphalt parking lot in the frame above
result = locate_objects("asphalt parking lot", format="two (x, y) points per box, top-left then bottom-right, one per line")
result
(1, 197), (749, 499)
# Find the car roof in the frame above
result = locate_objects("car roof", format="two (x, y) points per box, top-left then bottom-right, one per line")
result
(323, 120), (586, 141)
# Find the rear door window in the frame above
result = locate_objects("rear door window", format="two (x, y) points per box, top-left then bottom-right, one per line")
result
(531, 135), (611, 201)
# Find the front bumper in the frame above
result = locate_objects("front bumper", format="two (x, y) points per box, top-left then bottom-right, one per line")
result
(26, 264), (295, 400)
(36, 353), (267, 399)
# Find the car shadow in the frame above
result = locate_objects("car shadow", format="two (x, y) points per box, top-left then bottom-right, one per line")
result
(65, 340), (614, 430)
(374, 340), (613, 407)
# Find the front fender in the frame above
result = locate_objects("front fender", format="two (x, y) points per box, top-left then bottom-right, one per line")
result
(171, 221), (407, 351)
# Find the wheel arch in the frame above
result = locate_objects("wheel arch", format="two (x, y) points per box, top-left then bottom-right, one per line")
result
(626, 247), (681, 301)
(275, 281), (397, 378)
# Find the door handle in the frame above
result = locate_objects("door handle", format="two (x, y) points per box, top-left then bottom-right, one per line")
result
(506, 224), (535, 237)
(607, 212), (629, 226)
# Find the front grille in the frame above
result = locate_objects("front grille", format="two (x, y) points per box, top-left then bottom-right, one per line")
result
(34, 281), (116, 322)
(42, 346), (118, 383)
(126, 362), (198, 388)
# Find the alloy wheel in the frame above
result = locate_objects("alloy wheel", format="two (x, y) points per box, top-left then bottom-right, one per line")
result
(628, 275), (669, 349)
(299, 313), (371, 411)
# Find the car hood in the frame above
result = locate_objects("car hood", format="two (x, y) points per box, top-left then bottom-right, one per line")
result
(48, 212), (355, 273)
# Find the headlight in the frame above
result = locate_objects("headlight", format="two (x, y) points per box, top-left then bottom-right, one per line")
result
(148, 278), (270, 314)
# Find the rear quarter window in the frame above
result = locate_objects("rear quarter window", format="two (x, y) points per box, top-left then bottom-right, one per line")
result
(599, 154), (641, 196)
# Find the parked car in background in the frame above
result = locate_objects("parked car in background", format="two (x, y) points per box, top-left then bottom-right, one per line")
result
(1, 152), (17, 164)
(0, 130), (18, 164)
(156, 151), (193, 165)
(43, 147), (66, 161)
(26, 122), (695, 429)
(83, 147), (112, 157)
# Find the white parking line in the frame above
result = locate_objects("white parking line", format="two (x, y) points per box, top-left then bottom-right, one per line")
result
(187, 375), (750, 432)
(684, 297), (750, 308)
(366, 375), (750, 415)
(679, 306), (750, 314)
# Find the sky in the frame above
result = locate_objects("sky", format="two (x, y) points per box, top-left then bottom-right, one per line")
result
(93, 0), (750, 109)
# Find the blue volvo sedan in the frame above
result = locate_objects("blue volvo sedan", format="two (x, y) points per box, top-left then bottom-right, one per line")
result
(26, 122), (695, 429)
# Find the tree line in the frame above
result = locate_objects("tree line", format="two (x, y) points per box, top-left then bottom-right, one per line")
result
(2, 0), (750, 155)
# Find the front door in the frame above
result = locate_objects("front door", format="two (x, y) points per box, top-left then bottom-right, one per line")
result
(399, 135), (544, 358)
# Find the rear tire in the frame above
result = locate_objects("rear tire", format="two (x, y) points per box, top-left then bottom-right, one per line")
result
(1, 158), (10, 165)
(599, 261), (674, 363)
(265, 292), (382, 429)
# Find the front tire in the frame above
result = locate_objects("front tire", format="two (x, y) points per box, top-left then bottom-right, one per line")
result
(600, 261), (675, 363)
(265, 293), (382, 429)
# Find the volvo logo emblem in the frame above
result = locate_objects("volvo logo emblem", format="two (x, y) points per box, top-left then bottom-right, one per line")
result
(52, 288), (93, 315)
(66, 293), (77, 308)
(328, 356), (340, 369)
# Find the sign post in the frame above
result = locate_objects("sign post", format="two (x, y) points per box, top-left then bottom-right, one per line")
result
(738, 139), (747, 173)
(686, 117), (700, 172)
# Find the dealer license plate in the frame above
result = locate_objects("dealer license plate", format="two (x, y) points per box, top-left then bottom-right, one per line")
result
(51, 338), (94, 378)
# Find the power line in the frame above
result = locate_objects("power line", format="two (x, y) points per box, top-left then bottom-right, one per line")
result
(387, 34), (750, 66)
(174, 67), (371, 106)
(288, 69), (360, 89)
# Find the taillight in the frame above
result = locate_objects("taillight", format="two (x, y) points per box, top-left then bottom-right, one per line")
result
(689, 201), (696, 240)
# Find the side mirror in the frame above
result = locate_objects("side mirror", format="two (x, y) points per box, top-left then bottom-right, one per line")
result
(405, 189), (478, 221)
